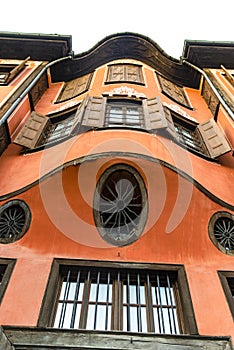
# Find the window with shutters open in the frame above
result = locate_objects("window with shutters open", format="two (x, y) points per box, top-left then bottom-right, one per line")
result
(156, 74), (191, 109)
(0, 57), (30, 85)
(14, 95), (231, 159)
(106, 64), (144, 85)
(38, 260), (197, 335)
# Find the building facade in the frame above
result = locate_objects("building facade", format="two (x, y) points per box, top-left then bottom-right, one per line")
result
(0, 32), (233, 349)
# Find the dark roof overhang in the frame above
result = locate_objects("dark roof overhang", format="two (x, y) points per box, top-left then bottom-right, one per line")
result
(0, 31), (72, 61)
(0, 32), (233, 88)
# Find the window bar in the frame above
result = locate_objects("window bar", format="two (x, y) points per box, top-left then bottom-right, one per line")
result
(70, 270), (81, 329)
(164, 275), (173, 334)
(117, 271), (121, 330)
(80, 270), (91, 329)
(166, 274), (178, 334)
(126, 272), (131, 331)
(105, 272), (111, 331)
(93, 271), (101, 330)
(146, 273), (154, 332)
(59, 269), (71, 328)
(156, 274), (165, 333)
(136, 273), (142, 332)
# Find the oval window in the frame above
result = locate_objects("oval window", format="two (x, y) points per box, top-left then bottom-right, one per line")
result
(93, 164), (148, 246)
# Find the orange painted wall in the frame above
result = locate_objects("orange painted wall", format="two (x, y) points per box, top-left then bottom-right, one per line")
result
(0, 58), (234, 340)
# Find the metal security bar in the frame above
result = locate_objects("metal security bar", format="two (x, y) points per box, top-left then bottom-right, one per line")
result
(53, 267), (181, 334)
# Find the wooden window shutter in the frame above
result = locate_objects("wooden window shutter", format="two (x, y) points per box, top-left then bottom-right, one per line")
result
(143, 97), (179, 141)
(81, 96), (106, 131)
(70, 95), (90, 134)
(56, 73), (92, 102)
(107, 65), (124, 82)
(197, 118), (231, 158)
(201, 80), (219, 116)
(6, 56), (30, 84)
(157, 74), (190, 108)
(14, 112), (50, 149)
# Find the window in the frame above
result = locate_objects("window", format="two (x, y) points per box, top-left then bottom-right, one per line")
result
(14, 95), (231, 159)
(0, 57), (30, 85)
(172, 114), (208, 156)
(105, 100), (145, 128)
(106, 64), (144, 85)
(0, 259), (15, 303)
(93, 164), (148, 246)
(156, 74), (191, 108)
(208, 211), (234, 255)
(0, 200), (31, 244)
(218, 271), (234, 319)
(38, 260), (197, 335)
(56, 73), (93, 103)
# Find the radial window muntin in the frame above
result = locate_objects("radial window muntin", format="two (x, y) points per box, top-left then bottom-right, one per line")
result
(93, 164), (148, 246)
(208, 211), (234, 255)
(0, 200), (31, 243)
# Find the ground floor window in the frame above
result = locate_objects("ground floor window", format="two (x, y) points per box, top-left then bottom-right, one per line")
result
(38, 261), (197, 335)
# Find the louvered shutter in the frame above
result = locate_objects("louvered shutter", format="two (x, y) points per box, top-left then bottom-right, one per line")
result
(14, 112), (50, 149)
(70, 95), (89, 134)
(143, 97), (179, 141)
(56, 73), (92, 102)
(81, 96), (106, 131)
(197, 118), (231, 158)
(201, 80), (219, 116)
(6, 56), (30, 84)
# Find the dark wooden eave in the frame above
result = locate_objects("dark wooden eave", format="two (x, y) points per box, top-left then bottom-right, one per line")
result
(50, 32), (200, 88)
(0, 31), (72, 61)
(0, 32), (233, 88)
(182, 39), (234, 69)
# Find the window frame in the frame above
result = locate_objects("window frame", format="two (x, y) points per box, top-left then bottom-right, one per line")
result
(106, 64), (145, 85)
(104, 99), (145, 129)
(38, 259), (198, 335)
(0, 258), (16, 303)
(218, 271), (234, 319)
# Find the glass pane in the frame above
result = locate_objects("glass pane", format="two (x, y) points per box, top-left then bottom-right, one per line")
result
(74, 303), (82, 328)
(129, 284), (137, 304)
(54, 302), (62, 327)
(98, 283), (112, 302)
(62, 303), (73, 328)
(130, 306), (138, 332)
(141, 306), (147, 332)
(126, 108), (140, 124)
(90, 283), (97, 302)
(109, 107), (123, 123)
(86, 304), (95, 330)
(96, 305), (110, 330)
(139, 285), (146, 304)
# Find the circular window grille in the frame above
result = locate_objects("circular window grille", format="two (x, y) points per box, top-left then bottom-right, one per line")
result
(209, 211), (234, 255)
(93, 164), (148, 246)
(0, 200), (31, 243)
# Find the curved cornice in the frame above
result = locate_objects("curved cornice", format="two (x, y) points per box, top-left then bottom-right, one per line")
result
(50, 32), (200, 88)
(0, 151), (233, 211)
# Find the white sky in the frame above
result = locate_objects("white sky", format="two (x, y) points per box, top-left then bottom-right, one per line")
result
(1, 0), (233, 59)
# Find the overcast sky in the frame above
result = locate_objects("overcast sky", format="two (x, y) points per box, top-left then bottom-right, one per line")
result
(1, 0), (233, 59)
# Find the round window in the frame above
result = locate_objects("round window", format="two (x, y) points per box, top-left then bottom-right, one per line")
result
(208, 211), (234, 255)
(0, 200), (31, 243)
(93, 164), (148, 246)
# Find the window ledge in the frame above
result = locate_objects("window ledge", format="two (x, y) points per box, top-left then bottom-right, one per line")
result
(3, 326), (233, 350)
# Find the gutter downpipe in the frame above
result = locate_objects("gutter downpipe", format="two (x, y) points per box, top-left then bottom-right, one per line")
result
(182, 59), (234, 121)
(0, 55), (72, 127)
